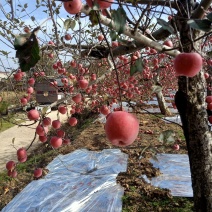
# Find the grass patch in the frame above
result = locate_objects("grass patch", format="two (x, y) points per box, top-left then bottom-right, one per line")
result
(0, 116), (24, 132)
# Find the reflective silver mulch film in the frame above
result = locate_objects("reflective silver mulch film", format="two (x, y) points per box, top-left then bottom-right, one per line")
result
(2, 149), (128, 212)
(141, 154), (193, 197)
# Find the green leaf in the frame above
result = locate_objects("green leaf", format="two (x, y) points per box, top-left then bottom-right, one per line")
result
(152, 85), (162, 94)
(187, 19), (212, 32)
(110, 30), (117, 41)
(207, 12), (212, 22)
(24, 3), (28, 8)
(42, 106), (50, 115)
(36, 0), (40, 4)
(89, 10), (98, 26)
(64, 19), (76, 30)
(111, 8), (127, 35)
(157, 18), (175, 34)
(15, 32), (40, 72)
(31, 16), (35, 21)
(0, 50), (10, 56)
(159, 130), (175, 145)
(130, 58), (143, 76)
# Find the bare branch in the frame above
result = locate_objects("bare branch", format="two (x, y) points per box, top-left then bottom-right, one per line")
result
(81, 5), (180, 57)
(192, 0), (212, 19)
(122, 0), (178, 10)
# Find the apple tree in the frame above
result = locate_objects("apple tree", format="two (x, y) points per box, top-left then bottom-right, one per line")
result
(0, 0), (212, 211)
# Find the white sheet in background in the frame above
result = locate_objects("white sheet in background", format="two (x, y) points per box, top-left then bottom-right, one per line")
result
(2, 149), (128, 212)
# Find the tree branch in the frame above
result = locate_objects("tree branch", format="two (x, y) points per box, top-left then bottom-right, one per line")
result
(121, 0), (178, 10)
(81, 5), (180, 57)
(192, 0), (212, 19)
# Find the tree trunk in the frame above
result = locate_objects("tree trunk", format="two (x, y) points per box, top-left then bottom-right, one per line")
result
(175, 1), (212, 210)
(156, 91), (172, 116)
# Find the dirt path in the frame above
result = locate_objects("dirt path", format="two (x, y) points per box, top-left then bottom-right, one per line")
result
(0, 110), (69, 171)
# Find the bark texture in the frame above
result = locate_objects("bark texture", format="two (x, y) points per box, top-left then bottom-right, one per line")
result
(175, 0), (212, 210)
(156, 91), (172, 116)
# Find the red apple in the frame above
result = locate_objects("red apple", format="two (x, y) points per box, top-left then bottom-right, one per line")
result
(43, 117), (52, 126)
(174, 53), (202, 77)
(70, 60), (77, 68)
(209, 116), (212, 124)
(18, 156), (27, 163)
(6, 161), (16, 171)
(24, 26), (30, 33)
(14, 72), (22, 81)
(39, 135), (48, 143)
(63, 138), (71, 145)
(173, 144), (180, 151)
(28, 78), (35, 86)
(63, 0), (82, 14)
(64, 34), (72, 40)
(86, 0), (113, 9)
(58, 106), (67, 114)
(206, 96), (212, 104)
(68, 117), (78, 126)
(204, 73), (209, 79)
(17, 148), (27, 159)
(27, 87), (34, 94)
(163, 40), (173, 48)
(52, 120), (61, 129)
(98, 34), (104, 41)
(57, 129), (65, 137)
(20, 97), (28, 105)
(100, 105), (110, 116)
(36, 125), (48, 136)
(8, 170), (17, 178)
(78, 79), (89, 89)
(50, 136), (63, 148)
(28, 109), (40, 120)
(34, 168), (43, 178)
(72, 93), (82, 103)
(105, 111), (139, 147)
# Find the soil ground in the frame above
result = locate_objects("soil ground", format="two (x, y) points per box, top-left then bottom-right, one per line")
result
(0, 107), (194, 211)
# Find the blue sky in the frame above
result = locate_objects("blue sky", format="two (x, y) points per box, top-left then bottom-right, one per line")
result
(0, 0), (172, 71)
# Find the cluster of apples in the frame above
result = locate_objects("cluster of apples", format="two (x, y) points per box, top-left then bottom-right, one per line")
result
(63, 0), (113, 14)
(13, 69), (36, 106)
(27, 108), (74, 149)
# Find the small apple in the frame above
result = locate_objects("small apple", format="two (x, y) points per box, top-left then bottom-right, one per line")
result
(43, 117), (52, 126)
(17, 148), (27, 159)
(163, 40), (173, 48)
(28, 78), (35, 86)
(36, 125), (48, 136)
(72, 93), (82, 103)
(78, 79), (89, 89)
(6, 161), (16, 171)
(58, 106), (67, 114)
(20, 97), (28, 105)
(8, 170), (17, 178)
(52, 120), (61, 129)
(98, 34), (104, 41)
(50, 136), (63, 148)
(34, 168), (43, 178)
(173, 144), (180, 151)
(68, 117), (78, 126)
(64, 34), (72, 40)
(27, 109), (40, 120)
(39, 135), (48, 143)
